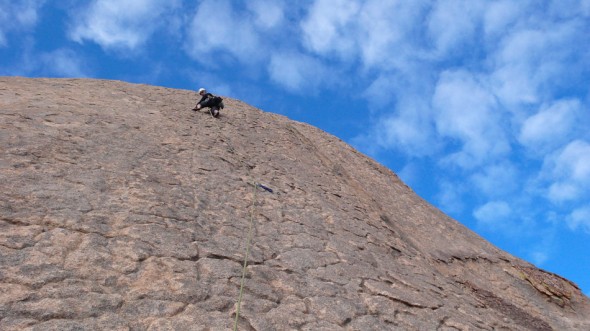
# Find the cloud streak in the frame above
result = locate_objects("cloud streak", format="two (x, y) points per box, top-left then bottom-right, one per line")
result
(185, 0), (264, 64)
(268, 51), (328, 92)
(544, 140), (590, 204)
(39, 49), (90, 77)
(68, 0), (181, 51)
(432, 70), (509, 169)
(519, 99), (582, 154)
(568, 207), (590, 234)
(0, 0), (45, 46)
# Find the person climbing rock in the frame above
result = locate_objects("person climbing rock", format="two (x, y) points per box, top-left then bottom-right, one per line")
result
(192, 88), (224, 118)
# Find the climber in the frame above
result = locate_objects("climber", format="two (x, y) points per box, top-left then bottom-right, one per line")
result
(192, 88), (224, 118)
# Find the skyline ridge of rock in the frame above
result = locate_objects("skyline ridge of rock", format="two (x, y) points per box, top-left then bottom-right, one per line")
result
(1, 77), (589, 330)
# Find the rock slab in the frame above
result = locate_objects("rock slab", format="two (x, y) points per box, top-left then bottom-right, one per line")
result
(1, 77), (589, 330)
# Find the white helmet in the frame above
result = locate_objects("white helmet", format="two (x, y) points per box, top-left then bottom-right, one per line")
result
(198, 88), (206, 94)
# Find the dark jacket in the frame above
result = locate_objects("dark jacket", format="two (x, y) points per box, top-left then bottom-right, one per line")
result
(197, 93), (222, 108)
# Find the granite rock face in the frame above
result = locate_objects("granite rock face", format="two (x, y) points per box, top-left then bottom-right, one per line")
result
(1, 77), (589, 330)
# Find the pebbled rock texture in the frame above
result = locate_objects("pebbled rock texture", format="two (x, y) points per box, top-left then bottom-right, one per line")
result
(1, 77), (589, 330)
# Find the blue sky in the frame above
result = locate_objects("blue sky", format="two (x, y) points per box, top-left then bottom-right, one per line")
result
(2, 0), (589, 295)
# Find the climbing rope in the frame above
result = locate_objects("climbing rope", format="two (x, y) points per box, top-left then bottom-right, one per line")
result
(197, 105), (262, 330)
(233, 181), (258, 331)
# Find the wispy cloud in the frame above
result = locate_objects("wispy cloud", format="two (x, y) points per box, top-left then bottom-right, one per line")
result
(39, 48), (90, 77)
(427, 0), (486, 56)
(184, 0), (297, 68)
(489, 21), (585, 110)
(246, 0), (286, 30)
(300, 0), (431, 71)
(1, 45), (89, 78)
(433, 70), (509, 169)
(519, 99), (582, 154)
(375, 102), (438, 156)
(300, 0), (360, 59)
(543, 140), (590, 203)
(0, 0), (45, 46)
(356, 1), (430, 70)
(268, 51), (328, 92)
(185, 0), (263, 64)
(473, 200), (512, 230)
(483, 0), (527, 37)
(68, 0), (181, 52)
(471, 162), (519, 198)
(568, 206), (590, 234)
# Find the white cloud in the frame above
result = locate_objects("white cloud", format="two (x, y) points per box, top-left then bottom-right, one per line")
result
(483, 1), (527, 37)
(427, 0), (486, 56)
(548, 0), (590, 18)
(490, 30), (546, 107)
(1, 45), (89, 78)
(363, 69), (433, 110)
(433, 70), (509, 168)
(301, 0), (431, 70)
(268, 52), (327, 92)
(40, 49), (89, 77)
(544, 140), (590, 203)
(247, 0), (286, 30)
(356, 0), (428, 70)
(519, 99), (582, 153)
(473, 200), (512, 228)
(0, 0), (45, 46)
(300, 0), (360, 58)
(551, 140), (590, 182)
(376, 111), (434, 155)
(69, 0), (180, 51)
(185, 0), (264, 64)
(357, 93), (439, 157)
(491, 66), (539, 109)
(490, 20), (584, 110)
(363, 74), (398, 108)
(568, 206), (590, 233)
(471, 162), (519, 197)
(548, 182), (580, 203)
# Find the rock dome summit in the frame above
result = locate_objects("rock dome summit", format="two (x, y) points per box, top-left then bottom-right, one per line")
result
(1, 77), (589, 330)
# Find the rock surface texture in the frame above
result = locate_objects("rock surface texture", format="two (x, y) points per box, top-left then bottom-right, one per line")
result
(1, 77), (589, 330)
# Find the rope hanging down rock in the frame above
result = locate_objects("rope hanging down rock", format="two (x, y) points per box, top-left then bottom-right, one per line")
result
(233, 181), (258, 331)
(201, 108), (274, 330)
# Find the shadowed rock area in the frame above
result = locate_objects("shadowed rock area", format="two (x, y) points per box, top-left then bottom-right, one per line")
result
(1, 77), (589, 330)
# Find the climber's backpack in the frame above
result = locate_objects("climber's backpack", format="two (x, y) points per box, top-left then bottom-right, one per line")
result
(213, 96), (224, 109)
